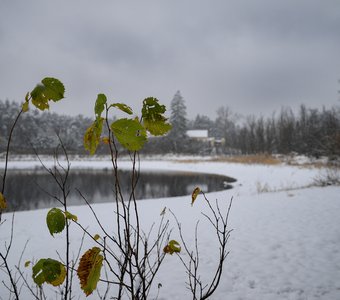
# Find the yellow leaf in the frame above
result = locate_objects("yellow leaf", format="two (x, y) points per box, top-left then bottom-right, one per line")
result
(0, 192), (7, 210)
(163, 240), (181, 255)
(25, 91), (30, 102)
(101, 137), (110, 144)
(84, 118), (104, 155)
(24, 261), (31, 268)
(22, 101), (29, 112)
(191, 187), (201, 206)
(64, 211), (78, 222)
(77, 247), (103, 296)
(93, 234), (100, 241)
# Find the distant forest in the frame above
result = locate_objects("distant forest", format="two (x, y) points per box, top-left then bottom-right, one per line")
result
(1, 99), (339, 157)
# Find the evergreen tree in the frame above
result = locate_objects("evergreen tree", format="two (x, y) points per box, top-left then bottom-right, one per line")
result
(169, 91), (188, 152)
(192, 114), (214, 131)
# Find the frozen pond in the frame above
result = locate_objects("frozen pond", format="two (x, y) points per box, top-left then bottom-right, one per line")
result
(4, 169), (236, 212)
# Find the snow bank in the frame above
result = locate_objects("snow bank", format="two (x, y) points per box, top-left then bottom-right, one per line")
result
(1, 160), (340, 299)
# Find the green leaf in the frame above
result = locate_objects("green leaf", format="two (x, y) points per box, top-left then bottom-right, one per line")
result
(110, 103), (133, 115)
(163, 240), (181, 255)
(30, 77), (65, 110)
(142, 97), (172, 136)
(84, 117), (104, 155)
(32, 259), (46, 286)
(64, 211), (78, 222)
(0, 192), (7, 210)
(95, 94), (107, 118)
(25, 92), (30, 102)
(42, 259), (62, 284)
(191, 187), (201, 206)
(32, 258), (66, 287)
(110, 118), (147, 151)
(25, 261), (31, 268)
(41, 77), (65, 102)
(23, 92), (30, 112)
(50, 263), (66, 286)
(22, 101), (29, 112)
(77, 247), (103, 296)
(46, 208), (66, 236)
(31, 85), (49, 110)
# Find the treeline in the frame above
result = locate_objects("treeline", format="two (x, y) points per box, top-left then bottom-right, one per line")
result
(194, 105), (340, 157)
(0, 100), (92, 154)
(146, 103), (340, 157)
(1, 99), (339, 157)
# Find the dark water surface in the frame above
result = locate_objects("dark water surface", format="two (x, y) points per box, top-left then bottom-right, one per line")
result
(4, 170), (236, 212)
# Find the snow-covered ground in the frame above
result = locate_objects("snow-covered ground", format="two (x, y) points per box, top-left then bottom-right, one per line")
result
(1, 158), (340, 299)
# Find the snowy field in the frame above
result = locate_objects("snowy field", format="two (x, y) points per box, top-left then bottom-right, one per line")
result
(1, 158), (340, 299)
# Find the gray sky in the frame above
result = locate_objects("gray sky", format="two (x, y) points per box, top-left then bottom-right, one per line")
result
(1, 0), (339, 119)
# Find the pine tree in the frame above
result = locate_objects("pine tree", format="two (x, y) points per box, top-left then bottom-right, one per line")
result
(169, 91), (188, 152)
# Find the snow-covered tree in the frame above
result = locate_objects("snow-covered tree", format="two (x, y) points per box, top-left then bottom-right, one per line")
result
(191, 114), (214, 131)
(214, 106), (237, 153)
(168, 91), (188, 152)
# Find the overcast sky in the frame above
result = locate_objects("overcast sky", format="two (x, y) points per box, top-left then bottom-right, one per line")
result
(1, 0), (339, 119)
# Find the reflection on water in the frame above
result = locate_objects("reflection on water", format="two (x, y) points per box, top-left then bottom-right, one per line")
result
(3, 169), (236, 212)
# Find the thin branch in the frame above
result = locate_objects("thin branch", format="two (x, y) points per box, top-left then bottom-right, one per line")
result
(1, 107), (24, 196)
(16, 266), (40, 300)
(0, 252), (20, 299)
(75, 189), (119, 247)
